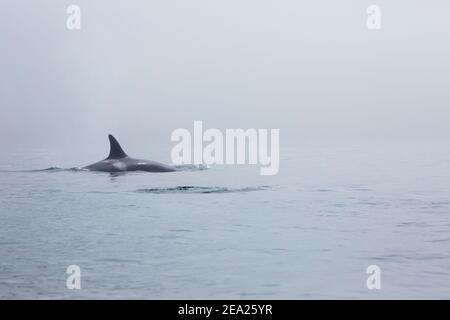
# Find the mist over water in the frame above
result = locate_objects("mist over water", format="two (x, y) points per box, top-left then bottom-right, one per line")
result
(1, 1), (450, 149)
(0, 1), (450, 298)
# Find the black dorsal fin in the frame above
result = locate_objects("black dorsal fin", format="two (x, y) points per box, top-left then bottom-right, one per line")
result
(106, 134), (127, 159)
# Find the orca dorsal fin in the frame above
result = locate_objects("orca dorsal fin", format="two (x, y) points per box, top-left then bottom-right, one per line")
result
(106, 134), (127, 159)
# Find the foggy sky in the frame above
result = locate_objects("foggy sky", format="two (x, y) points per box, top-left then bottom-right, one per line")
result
(1, 0), (449, 156)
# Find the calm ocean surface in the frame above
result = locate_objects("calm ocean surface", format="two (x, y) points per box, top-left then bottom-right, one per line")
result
(1, 142), (449, 299)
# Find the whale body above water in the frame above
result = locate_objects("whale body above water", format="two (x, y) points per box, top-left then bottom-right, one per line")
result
(83, 135), (176, 173)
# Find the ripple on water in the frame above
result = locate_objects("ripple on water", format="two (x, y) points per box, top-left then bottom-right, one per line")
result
(135, 185), (271, 194)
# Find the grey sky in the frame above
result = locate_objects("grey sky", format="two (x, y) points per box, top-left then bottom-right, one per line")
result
(1, 0), (449, 155)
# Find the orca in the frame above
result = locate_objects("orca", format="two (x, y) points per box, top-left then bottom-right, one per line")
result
(83, 135), (176, 173)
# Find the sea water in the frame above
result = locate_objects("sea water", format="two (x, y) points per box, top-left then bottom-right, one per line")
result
(1, 141), (449, 299)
